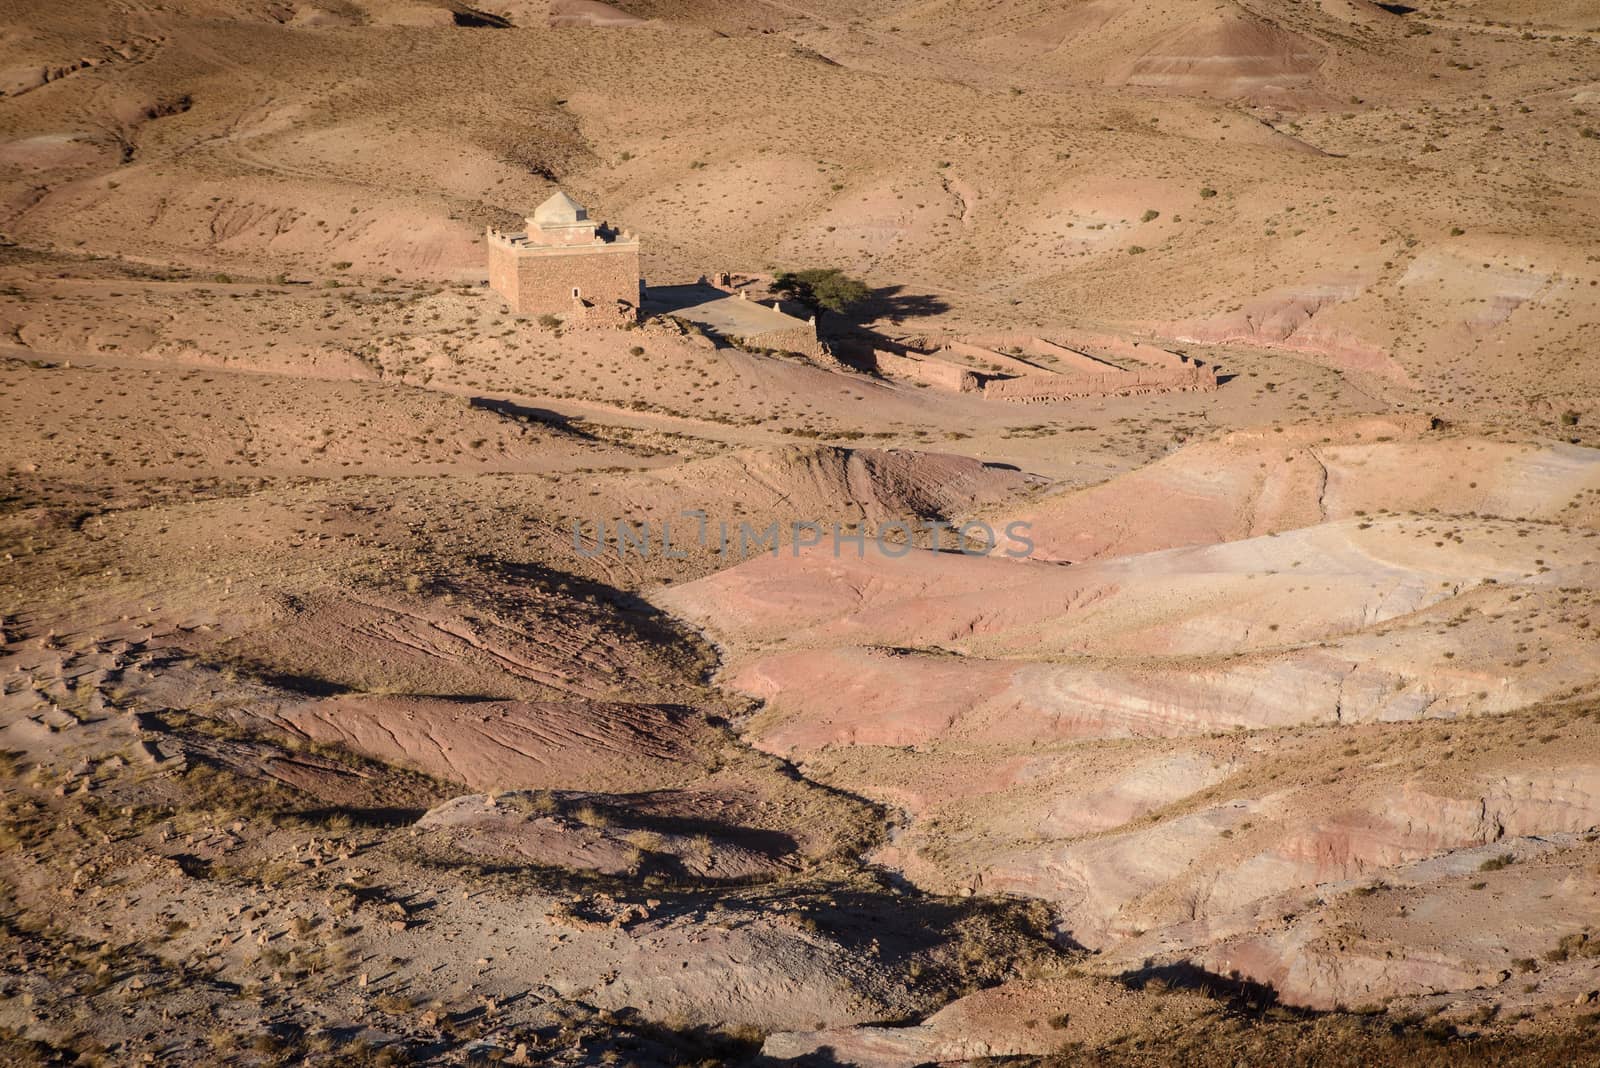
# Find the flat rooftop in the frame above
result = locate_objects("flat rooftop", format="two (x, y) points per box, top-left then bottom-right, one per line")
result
(643, 283), (809, 339)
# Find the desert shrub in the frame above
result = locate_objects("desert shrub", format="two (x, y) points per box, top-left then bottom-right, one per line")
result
(372, 993), (415, 1015)
(503, 790), (558, 816)
(1545, 930), (1599, 963)
(575, 803), (611, 828)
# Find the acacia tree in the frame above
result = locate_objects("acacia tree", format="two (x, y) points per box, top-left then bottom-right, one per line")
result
(772, 268), (870, 315)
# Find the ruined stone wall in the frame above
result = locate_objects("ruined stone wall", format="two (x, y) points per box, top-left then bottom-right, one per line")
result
(871, 350), (980, 393)
(1064, 332), (1189, 370)
(1020, 337), (1124, 374)
(1044, 330), (1194, 371)
(958, 334), (1118, 374)
(983, 365), (1217, 403)
(964, 332), (1195, 372)
(943, 340), (1048, 377)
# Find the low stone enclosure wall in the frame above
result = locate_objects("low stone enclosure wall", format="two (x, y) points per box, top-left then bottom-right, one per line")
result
(941, 340), (1053, 377)
(982, 362), (1216, 402)
(963, 331), (1196, 372)
(870, 348), (982, 392)
(863, 332), (1219, 402)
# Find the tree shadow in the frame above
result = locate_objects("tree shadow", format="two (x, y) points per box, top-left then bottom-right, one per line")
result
(818, 284), (951, 371)
(823, 283), (949, 331)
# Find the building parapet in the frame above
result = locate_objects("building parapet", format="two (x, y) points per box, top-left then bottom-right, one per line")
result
(486, 226), (640, 254)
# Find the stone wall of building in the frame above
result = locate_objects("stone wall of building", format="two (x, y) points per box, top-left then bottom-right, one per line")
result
(486, 239), (521, 308)
(488, 238), (640, 316)
(742, 322), (826, 360)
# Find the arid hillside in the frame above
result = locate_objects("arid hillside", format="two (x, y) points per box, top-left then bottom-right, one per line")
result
(1, 0), (1598, 1065)
(4, 0), (1599, 426)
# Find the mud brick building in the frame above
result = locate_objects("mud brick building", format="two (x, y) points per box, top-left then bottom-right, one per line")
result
(486, 191), (641, 318)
